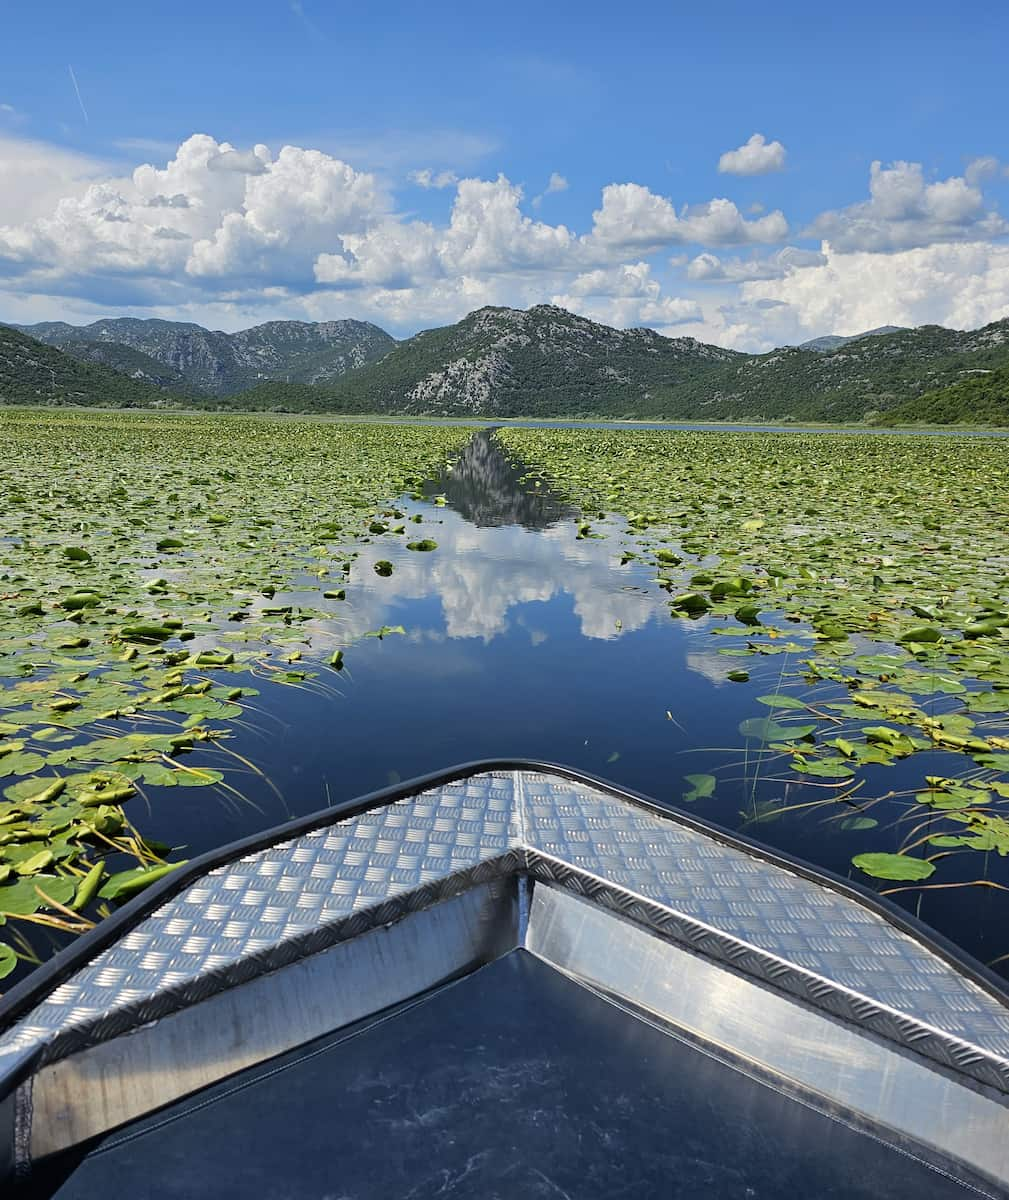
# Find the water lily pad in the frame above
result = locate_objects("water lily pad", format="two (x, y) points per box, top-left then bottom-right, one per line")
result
(756, 694), (807, 711)
(683, 773), (716, 801)
(0, 875), (76, 914)
(851, 853), (935, 881)
(98, 861), (186, 901)
(739, 717), (815, 742)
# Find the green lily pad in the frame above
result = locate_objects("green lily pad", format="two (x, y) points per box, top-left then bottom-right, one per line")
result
(683, 773), (716, 801)
(98, 861), (187, 901)
(851, 853), (935, 881)
(756, 694), (807, 710)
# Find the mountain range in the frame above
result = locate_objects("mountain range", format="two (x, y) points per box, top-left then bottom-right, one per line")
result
(15, 317), (395, 396)
(796, 326), (906, 352)
(3, 307), (1008, 424)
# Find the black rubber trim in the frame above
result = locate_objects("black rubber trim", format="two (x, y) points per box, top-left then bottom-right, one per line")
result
(2, 757), (1008, 1063)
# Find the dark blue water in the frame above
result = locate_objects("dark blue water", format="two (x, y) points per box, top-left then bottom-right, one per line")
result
(131, 431), (1009, 977)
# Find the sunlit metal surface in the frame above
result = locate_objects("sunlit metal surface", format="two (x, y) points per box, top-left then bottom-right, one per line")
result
(29, 881), (515, 1160)
(0, 771), (521, 1068)
(3, 764), (1009, 1186)
(5, 769), (1009, 1080)
(526, 883), (1009, 1188)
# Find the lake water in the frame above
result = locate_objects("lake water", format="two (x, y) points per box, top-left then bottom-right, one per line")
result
(141, 429), (1009, 977)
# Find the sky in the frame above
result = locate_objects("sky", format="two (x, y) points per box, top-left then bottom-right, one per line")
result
(1, 0), (1008, 350)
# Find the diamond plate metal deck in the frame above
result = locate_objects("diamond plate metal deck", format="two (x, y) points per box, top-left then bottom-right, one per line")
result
(4, 768), (1009, 1094)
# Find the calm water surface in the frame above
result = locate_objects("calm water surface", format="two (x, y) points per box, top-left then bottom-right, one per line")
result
(131, 431), (1009, 975)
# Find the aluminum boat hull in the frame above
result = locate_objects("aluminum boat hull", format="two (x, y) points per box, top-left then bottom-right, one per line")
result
(1, 761), (1007, 1197)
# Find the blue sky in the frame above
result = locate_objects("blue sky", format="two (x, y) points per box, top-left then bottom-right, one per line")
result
(1, 0), (1007, 348)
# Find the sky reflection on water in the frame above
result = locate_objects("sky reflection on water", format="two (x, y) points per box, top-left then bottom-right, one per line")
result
(137, 431), (1009, 975)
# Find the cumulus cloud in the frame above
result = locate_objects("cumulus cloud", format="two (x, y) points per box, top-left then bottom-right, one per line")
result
(188, 144), (385, 282)
(0, 133), (791, 327)
(4, 130), (1008, 352)
(316, 174), (574, 287)
(0, 134), (108, 225)
(558, 294), (703, 331)
(553, 262), (702, 329)
(686, 246), (827, 282)
(965, 156), (1001, 186)
(806, 160), (1007, 252)
(206, 145), (270, 174)
(718, 133), (786, 176)
(0, 135), (388, 294)
(719, 240), (1009, 349)
(563, 262), (659, 298)
(146, 193), (190, 208)
(587, 183), (788, 253)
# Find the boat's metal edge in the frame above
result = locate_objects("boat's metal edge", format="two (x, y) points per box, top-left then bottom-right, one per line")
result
(3, 756), (1008, 1039)
(524, 850), (1009, 1092)
(29, 851), (525, 1068)
(525, 883), (1009, 1194)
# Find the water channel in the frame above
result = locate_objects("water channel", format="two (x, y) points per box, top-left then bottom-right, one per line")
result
(122, 429), (1009, 978)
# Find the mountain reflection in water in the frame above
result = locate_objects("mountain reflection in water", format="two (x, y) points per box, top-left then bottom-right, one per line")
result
(425, 429), (576, 529)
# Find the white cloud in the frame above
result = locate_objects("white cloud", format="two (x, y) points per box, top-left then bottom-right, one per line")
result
(188, 144), (385, 282)
(409, 168), (459, 189)
(807, 160), (1007, 252)
(0, 135), (109, 225)
(718, 133), (787, 176)
(0, 134), (789, 327)
(587, 183), (788, 253)
(686, 246), (827, 282)
(965, 156), (1001, 186)
(556, 261), (702, 326)
(531, 171), (569, 209)
(0, 135), (387, 294)
(559, 294), (702, 330)
(3, 130), (1008, 352)
(316, 174), (574, 288)
(730, 240), (1009, 348)
(553, 262), (702, 331)
(563, 262), (659, 298)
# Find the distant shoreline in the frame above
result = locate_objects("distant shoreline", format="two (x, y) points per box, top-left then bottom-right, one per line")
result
(2, 403), (1007, 435)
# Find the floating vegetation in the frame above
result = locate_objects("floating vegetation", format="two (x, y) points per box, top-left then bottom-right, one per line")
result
(0, 409), (469, 980)
(498, 427), (1009, 902)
